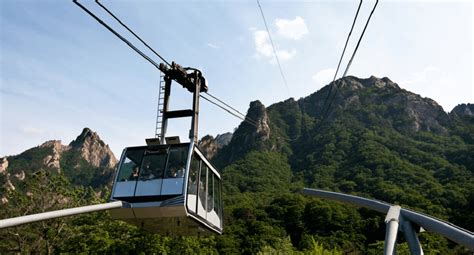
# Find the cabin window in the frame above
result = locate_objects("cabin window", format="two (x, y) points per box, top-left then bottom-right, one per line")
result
(139, 153), (167, 181)
(216, 177), (222, 226)
(113, 148), (145, 199)
(207, 174), (214, 213)
(197, 164), (208, 218)
(164, 146), (188, 178)
(161, 146), (188, 195)
(206, 173), (221, 227)
(134, 151), (167, 197)
(117, 149), (144, 182)
(187, 154), (200, 213)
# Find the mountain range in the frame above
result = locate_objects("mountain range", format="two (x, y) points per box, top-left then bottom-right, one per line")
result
(1, 76), (473, 254)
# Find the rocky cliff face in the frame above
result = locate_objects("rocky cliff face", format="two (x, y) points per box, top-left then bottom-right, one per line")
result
(198, 132), (233, 159)
(212, 101), (273, 167)
(40, 140), (68, 172)
(1, 128), (117, 195)
(69, 128), (117, 169)
(318, 76), (450, 134)
(450, 103), (474, 118)
(210, 76), (467, 167)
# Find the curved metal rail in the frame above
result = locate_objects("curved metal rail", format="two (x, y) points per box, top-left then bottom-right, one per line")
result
(302, 188), (474, 253)
(0, 201), (125, 229)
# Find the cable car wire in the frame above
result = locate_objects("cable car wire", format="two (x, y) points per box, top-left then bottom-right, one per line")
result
(204, 92), (251, 121)
(200, 95), (259, 128)
(201, 94), (259, 126)
(343, 0), (378, 77)
(331, 0), (363, 84)
(320, 0), (362, 118)
(319, 0), (378, 130)
(75, 0), (261, 129)
(73, 0), (162, 70)
(323, 0), (379, 120)
(95, 0), (171, 67)
(256, 0), (289, 93)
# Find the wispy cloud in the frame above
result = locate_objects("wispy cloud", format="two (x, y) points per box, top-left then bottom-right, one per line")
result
(275, 16), (309, 40)
(207, 43), (220, 49)
(312, 68), (335, 88)
(21, 126), (45, 135)
(252, 16), (308, 64)
(253, 29), (296, 63)
(402, 66), (440, 85)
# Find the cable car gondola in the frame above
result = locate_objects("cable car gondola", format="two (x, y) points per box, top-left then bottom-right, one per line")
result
(109, 62), (223, 235)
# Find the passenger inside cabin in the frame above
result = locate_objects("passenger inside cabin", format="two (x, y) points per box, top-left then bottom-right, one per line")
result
(141, 159), (155, 180)
(176, 163), (185, 178)
(129, 166), (139, 180)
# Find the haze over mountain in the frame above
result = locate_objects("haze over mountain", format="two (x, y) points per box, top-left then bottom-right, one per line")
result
(1, 76), (473, 253)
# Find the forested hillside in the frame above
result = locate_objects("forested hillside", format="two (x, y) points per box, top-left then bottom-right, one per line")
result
(1, 76), (472, 254)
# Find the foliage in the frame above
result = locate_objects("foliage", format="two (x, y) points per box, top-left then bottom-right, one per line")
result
(1, 82), (473, 253)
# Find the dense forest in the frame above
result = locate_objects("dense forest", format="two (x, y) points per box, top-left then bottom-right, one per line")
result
(1, 76), (473, 254)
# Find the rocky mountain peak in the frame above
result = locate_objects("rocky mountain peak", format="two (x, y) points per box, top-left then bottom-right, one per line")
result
(69, 128), (117, 169)
(247, 100), (271, 141)
(321, 76), (449, 134)
(0, 157), (8, 174)
(198, 132), (233, 159)
(211, 101), (273, 166)
(451, 103), (474, 118)
(40, 140), (68, 172)
(336, 76), (400, 91)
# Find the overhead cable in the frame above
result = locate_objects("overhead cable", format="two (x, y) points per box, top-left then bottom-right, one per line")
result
(332, 0), (363, 82)
(76, 0), (260, 129)
(73, 0), (162, 70)
(200, 95), (259, 128)
(320, 0), (363, 118)
(320, 0), (378, 125)
(202, 94), (259, 126)
(342, 0), (379, 77)
(256, 0), (289, 93)
(204, 92), (249, 120)
(95, 0), (171, 67)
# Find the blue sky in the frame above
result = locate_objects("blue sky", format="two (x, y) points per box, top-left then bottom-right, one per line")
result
(1, 0), (472, 158)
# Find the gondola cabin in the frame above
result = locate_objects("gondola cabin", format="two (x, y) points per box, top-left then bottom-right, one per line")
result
(110, 62), (221, 235)
(109, 140), (223, 235)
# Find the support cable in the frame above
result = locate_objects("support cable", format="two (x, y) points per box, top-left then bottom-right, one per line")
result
(319, 0), (378, 128)
(200, 95), (259, 128)
(343, 0), (379, 77)
(204, 92), (249, 121)
(332, 0), (363, 83)
(73, 0), (162, 70)
(0, 201), (124, 229)
(321, 0), (362, 117)
(95, 0), (171, 67)
(256, 0), (289, 93)
(317, 0), (363, 128)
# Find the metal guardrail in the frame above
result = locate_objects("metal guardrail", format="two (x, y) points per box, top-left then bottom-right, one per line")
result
(302, 188), (474, 254)
(0, 201), (124, 229)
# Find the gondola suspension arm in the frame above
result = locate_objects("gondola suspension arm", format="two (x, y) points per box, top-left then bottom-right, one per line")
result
(0, 201), (125, 229)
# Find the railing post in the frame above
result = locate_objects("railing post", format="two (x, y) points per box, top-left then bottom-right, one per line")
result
(384, 205), (401, 255)
(401, 217), (424, 255)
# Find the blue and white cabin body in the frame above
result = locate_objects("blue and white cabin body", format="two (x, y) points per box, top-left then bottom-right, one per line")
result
(109, 142), (223, 235)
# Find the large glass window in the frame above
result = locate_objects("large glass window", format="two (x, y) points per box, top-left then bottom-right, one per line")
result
(164, 146), (188, 178)
(113, 148), (144, 198)
(207, 174), (214, 213)
(187, 154), (200, 213)
(215, 177), (222, 227)
(139, 153), (167, 181)
(197, 164), (208, 218)
(117, 149), (144, 182)
(135, 151), (167, 197)
(161, 146), (188, 195)
(206, 172), (221, 228)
